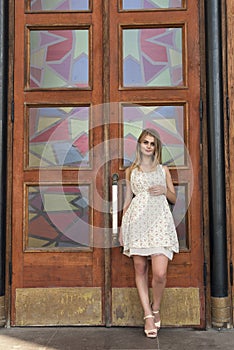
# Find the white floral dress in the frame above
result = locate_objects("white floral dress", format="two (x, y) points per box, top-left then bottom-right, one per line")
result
(121, 165), (179, 260)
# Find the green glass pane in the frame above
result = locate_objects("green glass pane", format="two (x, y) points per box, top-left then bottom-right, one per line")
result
(27, 185), (90, 249)
(123, 105), (185, 166)
(30, 0), (90, 11)
(30, 29), (89, 88)
(123, 27), (183, 87)
(28, 106), (90, 168)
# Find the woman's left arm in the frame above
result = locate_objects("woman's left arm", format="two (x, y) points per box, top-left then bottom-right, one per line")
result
(163, 166), (176, 204)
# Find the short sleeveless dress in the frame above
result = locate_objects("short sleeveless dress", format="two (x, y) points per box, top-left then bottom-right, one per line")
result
(121, 165), (179, 260)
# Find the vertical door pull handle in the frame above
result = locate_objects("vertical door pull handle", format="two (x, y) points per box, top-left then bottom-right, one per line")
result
(112, 173), (119, 235)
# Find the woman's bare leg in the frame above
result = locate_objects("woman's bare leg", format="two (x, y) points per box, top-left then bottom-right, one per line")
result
(151, 254), (169, 324)
(133, 255), (155, 332)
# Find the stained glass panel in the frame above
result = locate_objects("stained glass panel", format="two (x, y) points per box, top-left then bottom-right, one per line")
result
(30, 0), (90, 11)
(173, 184), (188, 250)
(30, 29), (89, 88)
(28, 106), (90, 168)
(122, 0), (183, 10)
(123, 105), (185, 167)
(123, 27), (183, 87)
(27, 185), (91, 250)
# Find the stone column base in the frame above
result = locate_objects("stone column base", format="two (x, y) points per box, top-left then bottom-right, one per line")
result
(0, 296), (5, 327)
(211, 296), (232, 328)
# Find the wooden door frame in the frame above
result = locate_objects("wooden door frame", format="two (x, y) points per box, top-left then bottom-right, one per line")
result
(5, 0), (15, 328)
(4, 0), (212, 328)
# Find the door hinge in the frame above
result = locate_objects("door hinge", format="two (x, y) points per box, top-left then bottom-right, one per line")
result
(230, 261), (233, 286)
(203, 262), (207, 287)
(11, 100), (14, 123)
(9, 262), (12, 286)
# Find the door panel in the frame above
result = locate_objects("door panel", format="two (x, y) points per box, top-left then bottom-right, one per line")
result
(109, 0), (205, 327)
(12, 0), (105, 326)
(12, 0), (204, 327)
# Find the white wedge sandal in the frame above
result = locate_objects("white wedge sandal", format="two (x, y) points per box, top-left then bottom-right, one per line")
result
(143, 314), (158, 338)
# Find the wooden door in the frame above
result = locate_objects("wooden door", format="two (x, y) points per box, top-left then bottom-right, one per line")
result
(12, 0), (106, 326)
(11, 0), (204, 327)
(109, 1), (205, 328)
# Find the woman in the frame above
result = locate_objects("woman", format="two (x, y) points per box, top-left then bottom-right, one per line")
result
(119, 128), (179, 338)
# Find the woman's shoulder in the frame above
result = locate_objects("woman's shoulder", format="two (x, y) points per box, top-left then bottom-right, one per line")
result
(161, 165), (171, 177)
(159, 164), (168, 176)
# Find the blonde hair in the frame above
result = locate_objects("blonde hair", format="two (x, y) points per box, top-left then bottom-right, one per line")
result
(130, 128), (162, 172)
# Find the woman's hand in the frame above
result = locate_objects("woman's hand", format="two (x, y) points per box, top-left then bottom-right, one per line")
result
(148, 185), (167, 196)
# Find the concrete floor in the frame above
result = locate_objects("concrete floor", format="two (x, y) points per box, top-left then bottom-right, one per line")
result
(0, 327), (234, 350)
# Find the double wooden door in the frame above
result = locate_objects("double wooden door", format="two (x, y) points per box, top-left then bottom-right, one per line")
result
(11, 0), (204, 327)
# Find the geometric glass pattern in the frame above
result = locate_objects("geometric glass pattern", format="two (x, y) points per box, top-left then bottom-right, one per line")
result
(123, 105), (185, 167)
(27, 185), (90, 249)
(123, 28), (183, 87)
(30, 0), (90, 11)
(30, 30), (89, 88)
(28, 106), (90, 168)
(122, 0), (183, 10)
(173, 184), (188, 250)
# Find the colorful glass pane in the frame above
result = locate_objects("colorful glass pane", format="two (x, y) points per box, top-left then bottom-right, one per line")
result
(30, 29), (89, 88)
(27, 185), (90, 249)
(122, 0), (183, 10)
(28, 106), (90, 167)
(173, 184), (188, 249)
(30, 0), (89, 11)
(123, 105), (184, 167)
(123, 28), (183, 87)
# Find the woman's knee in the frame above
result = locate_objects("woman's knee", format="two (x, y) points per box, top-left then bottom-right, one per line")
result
(152, 270), (167, 284)
(134, 259), (148, 275)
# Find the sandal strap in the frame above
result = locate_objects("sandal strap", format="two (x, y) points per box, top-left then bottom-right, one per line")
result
(152, 310), (160, 314)
(144, 314), (154, 320)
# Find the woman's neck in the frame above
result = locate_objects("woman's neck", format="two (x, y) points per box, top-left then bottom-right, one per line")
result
(140, 156), (155, 172)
